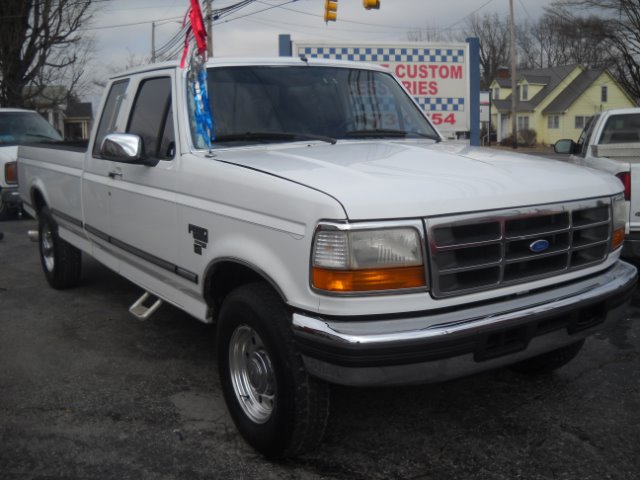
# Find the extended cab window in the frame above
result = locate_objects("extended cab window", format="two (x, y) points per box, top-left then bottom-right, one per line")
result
(127, 77), (175, 160)
(93, 79), (128, 157)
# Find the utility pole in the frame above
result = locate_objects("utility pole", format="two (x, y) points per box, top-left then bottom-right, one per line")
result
(206, 0), (213, 58)
(509, 0), (517, 149)
(151, 21), (156, 63)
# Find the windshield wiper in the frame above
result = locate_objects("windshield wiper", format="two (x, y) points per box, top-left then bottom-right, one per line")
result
(345, 128), (440, 142)
(215, 131), (336, 145)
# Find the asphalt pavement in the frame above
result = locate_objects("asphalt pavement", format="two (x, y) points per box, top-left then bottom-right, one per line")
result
(1, 217), (640, 480)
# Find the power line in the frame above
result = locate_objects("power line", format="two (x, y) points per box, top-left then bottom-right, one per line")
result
(81, 15), (183, 30)
(442, 0), (497, 30)
(253, 0), (418, 30)
(215, 0), (317, 25)
(242, 15), (410, 37)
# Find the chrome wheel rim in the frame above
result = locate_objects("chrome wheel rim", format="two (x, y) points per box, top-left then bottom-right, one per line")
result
(229, 325), (276, 424)
(41, 224), (55, 272)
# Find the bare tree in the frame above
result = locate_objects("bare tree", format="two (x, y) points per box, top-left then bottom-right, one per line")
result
(406, 25), (446, 43)
(463, 13), (511, 89)
(550, 0), (640, 100)
(518, 11), (612, 69)
(0, 0), (94, 108)
(91, 51), (148, 90)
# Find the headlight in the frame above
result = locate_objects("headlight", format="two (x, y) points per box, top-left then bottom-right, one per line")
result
(611, 193), (626, 251)
(311, 222), (427, 293)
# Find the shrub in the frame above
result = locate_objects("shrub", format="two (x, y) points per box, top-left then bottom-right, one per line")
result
(499, 129), (537, 147)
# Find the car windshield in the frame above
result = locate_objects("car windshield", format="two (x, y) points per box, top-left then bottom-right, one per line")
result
(0, 111), (63, 146)
(188, 65), (439, 149)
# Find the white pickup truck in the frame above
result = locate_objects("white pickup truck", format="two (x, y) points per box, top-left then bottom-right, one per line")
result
(554, 107), (640, 258)
(18, 58), (637, 458)
(0, 108), (62, 218)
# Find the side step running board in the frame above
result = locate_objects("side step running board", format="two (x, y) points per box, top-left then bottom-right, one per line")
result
(129, 292), (163, 320)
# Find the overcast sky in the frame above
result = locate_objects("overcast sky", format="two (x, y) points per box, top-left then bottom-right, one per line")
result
(87, 0), (554, 68)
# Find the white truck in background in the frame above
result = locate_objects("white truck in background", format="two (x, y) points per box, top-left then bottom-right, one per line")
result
(0, 108), (62, 218)
(555, 107), (640, 257)
(17, 58), (637, 458)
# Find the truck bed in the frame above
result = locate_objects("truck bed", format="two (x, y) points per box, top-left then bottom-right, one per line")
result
(593, 142), (640, 162)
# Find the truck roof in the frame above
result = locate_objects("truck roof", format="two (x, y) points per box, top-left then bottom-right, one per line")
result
(598, 107), (640, 116)
(0, 108), (38, 113)
(109, 56), (389, 80)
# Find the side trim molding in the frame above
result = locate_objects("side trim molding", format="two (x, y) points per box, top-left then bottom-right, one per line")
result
(80, 221), (199, 284)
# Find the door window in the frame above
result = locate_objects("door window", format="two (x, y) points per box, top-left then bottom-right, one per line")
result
(92, 79), (129, 157)
(127, 77), (175, 160)
(576, 114), (598, 157)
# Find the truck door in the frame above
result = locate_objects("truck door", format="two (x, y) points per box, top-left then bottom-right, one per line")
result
(83, 79), (129, 265)
(107, 74), (185, 287)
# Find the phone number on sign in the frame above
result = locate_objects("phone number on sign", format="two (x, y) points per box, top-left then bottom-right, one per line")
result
(427, 113), (456, 126)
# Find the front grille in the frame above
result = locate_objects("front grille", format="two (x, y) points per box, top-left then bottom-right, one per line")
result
(427, 198), (612, 297)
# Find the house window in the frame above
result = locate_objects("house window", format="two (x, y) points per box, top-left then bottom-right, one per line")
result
(601, 85), (608, 103)
(521, 84), (528, 101)
(548, 115), (560, 129)
(517, 115), (530, 131)
(494, 87), (500, 99)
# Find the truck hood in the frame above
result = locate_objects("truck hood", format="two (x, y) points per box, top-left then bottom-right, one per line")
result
(217, 141), (623, 219)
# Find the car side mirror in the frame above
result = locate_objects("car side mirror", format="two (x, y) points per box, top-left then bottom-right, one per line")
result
(101, 133), (143, 162)
(554, 139), (577, 155)
(100, 133), (159, 166)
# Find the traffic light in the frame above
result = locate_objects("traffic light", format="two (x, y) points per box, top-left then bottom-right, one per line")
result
(324, 0), (338, 22)
(362, 0), (380, 9)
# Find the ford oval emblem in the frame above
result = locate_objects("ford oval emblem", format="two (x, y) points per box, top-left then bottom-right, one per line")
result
(529, 239), (550, 253)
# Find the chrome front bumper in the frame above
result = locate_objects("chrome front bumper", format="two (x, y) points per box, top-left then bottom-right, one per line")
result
(292, 261), (637, 386)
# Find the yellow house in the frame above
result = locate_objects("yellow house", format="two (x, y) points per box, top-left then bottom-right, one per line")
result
(490, 65), (636, 145)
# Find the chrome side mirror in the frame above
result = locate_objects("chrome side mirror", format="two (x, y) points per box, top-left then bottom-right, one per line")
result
(100, 133), (143, 162)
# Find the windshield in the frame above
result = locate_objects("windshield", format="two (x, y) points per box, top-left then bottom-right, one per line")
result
(188, 65), (439, 148)
(0, 111), (63, 146)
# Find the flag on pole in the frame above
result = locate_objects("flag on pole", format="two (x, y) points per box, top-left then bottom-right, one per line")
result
(181, 0), (215, 150)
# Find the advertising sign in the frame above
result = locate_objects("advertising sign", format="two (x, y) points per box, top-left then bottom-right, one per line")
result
(480, 91), (491, 123)
(294, 42), (470, 135)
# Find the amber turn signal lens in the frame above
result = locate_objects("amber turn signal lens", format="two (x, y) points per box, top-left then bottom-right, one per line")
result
(5, 162), (17, 184)
(312, 266), (426, 292)
(611, 227), (625, 251)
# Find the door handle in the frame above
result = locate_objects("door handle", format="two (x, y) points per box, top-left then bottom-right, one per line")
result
(108, 170), (123, 179)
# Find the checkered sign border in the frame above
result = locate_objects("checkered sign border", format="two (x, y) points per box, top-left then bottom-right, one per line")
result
(299, 46), (465, 64)
(417, 97), (465, 112)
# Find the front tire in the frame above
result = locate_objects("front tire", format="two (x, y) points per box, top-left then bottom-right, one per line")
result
(38, 207), (82, 289)
(510, 339), (585, 374)
(217, 283), (330, 458)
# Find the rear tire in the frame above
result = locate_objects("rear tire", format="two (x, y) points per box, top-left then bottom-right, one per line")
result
(217, 282), (329, 458)
(38, 207), (82, 289)
(510, 339), (585, 374)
